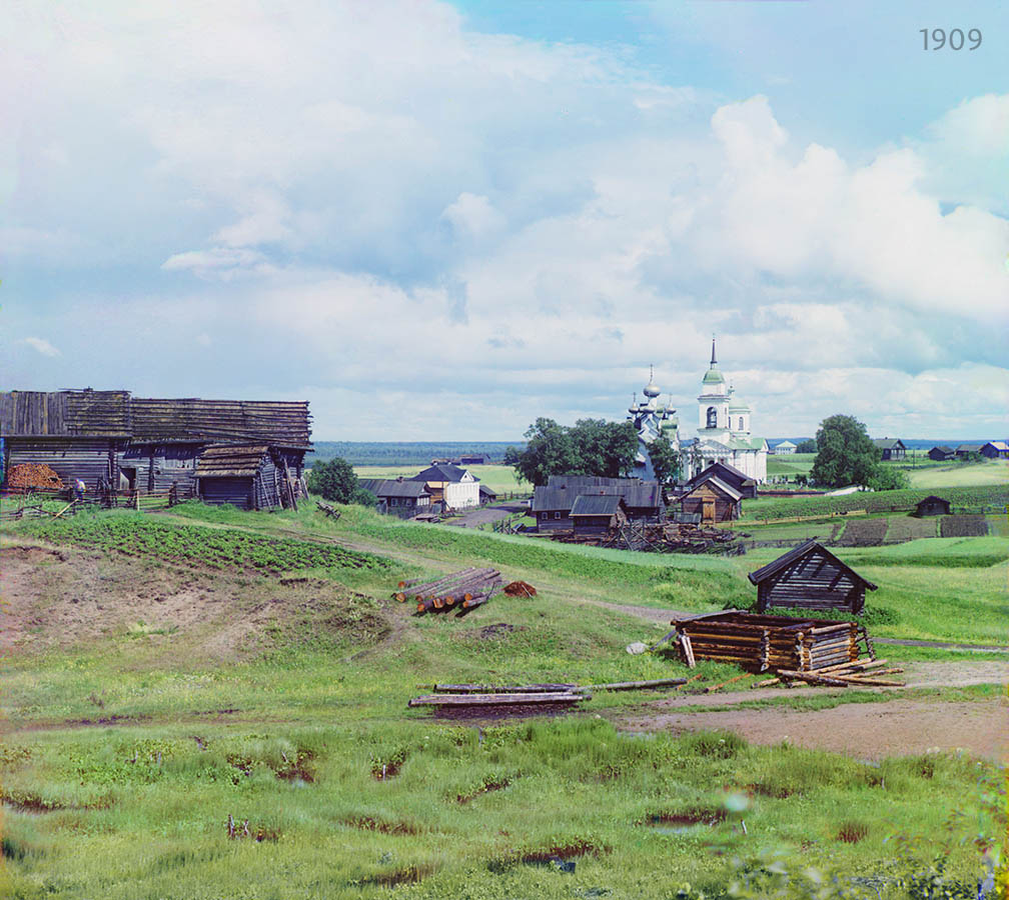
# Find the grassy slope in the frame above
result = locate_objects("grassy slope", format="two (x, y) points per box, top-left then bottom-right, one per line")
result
(2, 506), (1005, 899)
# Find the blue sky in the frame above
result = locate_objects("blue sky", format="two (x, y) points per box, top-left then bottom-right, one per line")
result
(2, 0), (1007, 439)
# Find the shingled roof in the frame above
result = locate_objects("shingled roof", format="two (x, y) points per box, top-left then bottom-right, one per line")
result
(0, 390), (312, 447)
(0, 390), (132, 437)
(194, 444), (271, 478)
(747, 539), (878, 590)
(569, 494), (624, 517)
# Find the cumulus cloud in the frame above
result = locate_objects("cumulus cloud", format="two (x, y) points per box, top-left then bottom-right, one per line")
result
(22, 337), (61, 357)
(3, 1), (1007, 437)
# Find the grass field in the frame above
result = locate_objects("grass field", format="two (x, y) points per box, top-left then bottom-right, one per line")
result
(905, 459), (1008, 489)
(3, 503), (1006, 899)
(353, 464), (528, 494)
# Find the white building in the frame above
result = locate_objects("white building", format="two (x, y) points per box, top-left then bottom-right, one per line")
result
(626, 341), (768, 484)
(409, 464), (480, 509)
(772, 440), (797, 455)
(684, 340), (767, 483)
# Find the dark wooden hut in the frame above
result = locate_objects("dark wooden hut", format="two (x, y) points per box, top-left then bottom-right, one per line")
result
(748, 540), (878, 614)
(981, 441), (1009, 459)
(914, 495), (951, 517)
(679, 477), (741, 523)
(532, 485), (574, 532)
(568, 494), (627, 535)
(194, 444), (288, 509)
(928, 445), (955, 461)
(684, 461), (758, 499)
(361, 478), (433, 517)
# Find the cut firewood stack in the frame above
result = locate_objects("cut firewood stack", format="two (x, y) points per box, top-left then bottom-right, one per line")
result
(6, 463), (64, 491)
(392, 567), (503, 615)
(667, 611), (900, 686)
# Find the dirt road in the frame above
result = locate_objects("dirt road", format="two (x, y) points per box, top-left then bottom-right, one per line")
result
(615, 696), (1008, 762)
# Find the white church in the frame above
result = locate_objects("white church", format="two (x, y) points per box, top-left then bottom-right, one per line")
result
(628, 339), (768, 484)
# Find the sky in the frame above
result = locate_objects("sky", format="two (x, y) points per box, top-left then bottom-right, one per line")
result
(2, 0), (1007, 440)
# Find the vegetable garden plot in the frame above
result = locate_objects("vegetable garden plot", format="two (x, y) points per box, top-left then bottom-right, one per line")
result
(18, 515), (393, 574)
(939, 515), (989, 538)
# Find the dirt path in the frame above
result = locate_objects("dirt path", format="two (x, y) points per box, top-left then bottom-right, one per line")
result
(615, 696), (1009, 762)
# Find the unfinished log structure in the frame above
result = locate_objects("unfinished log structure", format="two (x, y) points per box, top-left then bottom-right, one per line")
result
(670, 610), (872, 673)
(747, 539), (878, 614)
(1, 390), (311, 510)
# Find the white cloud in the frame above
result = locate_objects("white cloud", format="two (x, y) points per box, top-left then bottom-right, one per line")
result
(3, 2), (1008, 438)
(22, 337), (61, 357)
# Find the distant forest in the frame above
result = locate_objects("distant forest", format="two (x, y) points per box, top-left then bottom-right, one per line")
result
(310, 438), (987, 466)
(310, 442), (524, 466)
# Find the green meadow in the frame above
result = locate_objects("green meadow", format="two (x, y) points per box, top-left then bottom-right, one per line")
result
(2, 503), (1006, 899)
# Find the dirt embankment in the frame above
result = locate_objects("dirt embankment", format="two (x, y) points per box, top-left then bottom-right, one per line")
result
(0, 542), (389, 662)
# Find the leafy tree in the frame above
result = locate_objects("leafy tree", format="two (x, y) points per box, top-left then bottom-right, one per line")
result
(795, 438), (817, 453)
(506, 417), (638, 486)
(307, 457), (372, 504)
(568, 418), (639, 479)
(647, 431), (682, 487)
(809, 414), (879, 488)
(866, 466), (910, 491)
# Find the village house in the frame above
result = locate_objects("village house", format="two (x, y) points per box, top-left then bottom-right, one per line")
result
(771, 440), (797, 455)
(928, 445), (955, 462)
(873, 438), (906, 460)
(980, 441), (1009, 459)
(569, 494), (628, 535)
(409, 463), (480, 509)
(955, 443), (983, 459)
(532, 475), (664, 533)
(359, 478), (433, 518)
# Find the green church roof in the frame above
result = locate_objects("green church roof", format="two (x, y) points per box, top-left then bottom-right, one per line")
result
(702, 366), (725, 385)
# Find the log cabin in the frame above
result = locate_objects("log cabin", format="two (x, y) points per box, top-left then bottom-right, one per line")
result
(679, 477), (742, 523)
(748, 540), (878, 614)
(914, 495), (951, 517)
(568, 494), (628, 535)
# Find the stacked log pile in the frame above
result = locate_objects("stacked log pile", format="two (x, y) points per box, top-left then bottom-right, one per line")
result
(670, 610), (879, 676)
(553, 522), (743, 553)
(392, 567), (503, 615)
(761, 659), (905, 688)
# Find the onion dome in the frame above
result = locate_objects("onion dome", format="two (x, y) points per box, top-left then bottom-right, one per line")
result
(642, 364), (661, 398)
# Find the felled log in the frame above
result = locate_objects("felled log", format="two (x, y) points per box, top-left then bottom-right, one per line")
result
(430, 683), (578, 694)
(408, 692), (588, 708)
(577, 677), (688, 693)
(704, 673), (752, 693)
(777, 669), (852, 688)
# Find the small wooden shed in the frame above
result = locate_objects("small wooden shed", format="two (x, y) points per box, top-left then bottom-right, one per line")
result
(569, 494), (628, 535)
(679, 477), (741, 523)
(195, 444), (285, 510)
(914, 495), (951, 517)
(748, 540), (878, 614)
(928, 446), (955, 462)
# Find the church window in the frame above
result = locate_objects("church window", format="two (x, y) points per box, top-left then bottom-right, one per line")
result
(738, 417), (744, 431)
(706, 407), (717, 428)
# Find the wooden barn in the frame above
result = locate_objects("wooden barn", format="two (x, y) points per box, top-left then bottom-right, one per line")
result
(748, 540), (878, 614)
(0, 390), (131, 490)
(928, 445), (955, 461)
(0, 389), (312, 505)
(914, 495), (951, 517)
(679, 477), (742, 524)
(569, 494), (628, 535)
(955, 443), (983, 459)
